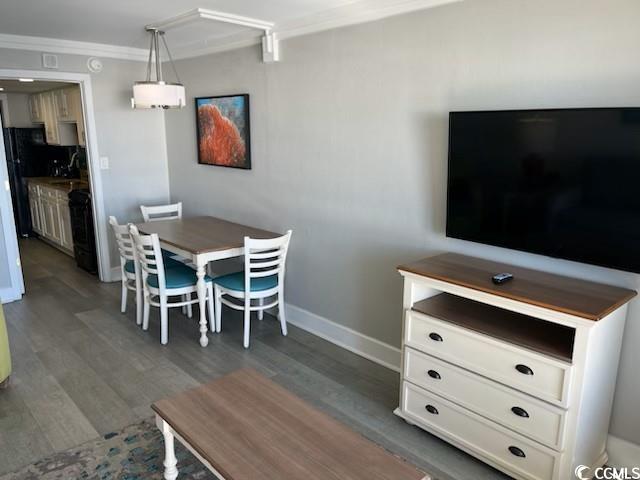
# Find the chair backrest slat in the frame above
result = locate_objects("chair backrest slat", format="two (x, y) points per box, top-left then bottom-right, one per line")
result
(140, 202), (182, 222)
(129, 225), (166, 289)
(109, 216), (136, 262)
(244, 231), (292, 293)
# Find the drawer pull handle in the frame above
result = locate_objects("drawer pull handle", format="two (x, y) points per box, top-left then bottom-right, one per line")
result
(515, 364), (534, 376)
(427, 370), (441, 380)
(511, 406), (530, 418)
(508, 446), (526, 458)
(425, 404), (439, 415)
(428, 332), (443, 342)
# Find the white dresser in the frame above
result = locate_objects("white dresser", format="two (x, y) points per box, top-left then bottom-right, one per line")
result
(394, 253), (636, 480)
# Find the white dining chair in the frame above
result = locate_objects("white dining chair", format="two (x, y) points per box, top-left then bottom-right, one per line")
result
(110, 217), (186, 326)
(140, 201), (194, 276)
(140, 202), (182, 222)
(109, 216), (142, 324)
(213, 231), (292, 348)
(129, 225), (214, 345)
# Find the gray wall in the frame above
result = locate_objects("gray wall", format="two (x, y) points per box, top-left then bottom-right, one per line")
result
(165, 0), (640, 444)
(0, 48), (171, 273)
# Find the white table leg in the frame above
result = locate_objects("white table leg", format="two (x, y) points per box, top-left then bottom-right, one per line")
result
(156, 416), (179, 480)
(196, 258), (209, 347)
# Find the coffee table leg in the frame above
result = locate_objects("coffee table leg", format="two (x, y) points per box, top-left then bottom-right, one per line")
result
(157, 416), (179, 480)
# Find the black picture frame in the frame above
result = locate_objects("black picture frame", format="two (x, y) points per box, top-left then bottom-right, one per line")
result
(195, 93), (251, 170)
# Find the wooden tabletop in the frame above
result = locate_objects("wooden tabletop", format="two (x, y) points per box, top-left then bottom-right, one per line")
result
(398, 253), (636, 321)
(136, 216), (280, 255)
(152, 369), (426, 480)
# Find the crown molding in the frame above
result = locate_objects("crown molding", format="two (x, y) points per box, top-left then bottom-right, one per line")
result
(0, 0), (461, 62)
(0, 33), (148, 62)
(164, 0), (463, 60)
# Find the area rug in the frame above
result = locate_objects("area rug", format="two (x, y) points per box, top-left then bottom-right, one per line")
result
(0, 419), (216, 480)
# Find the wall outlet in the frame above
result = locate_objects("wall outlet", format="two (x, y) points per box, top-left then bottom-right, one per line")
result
(99, 156), (109, 170)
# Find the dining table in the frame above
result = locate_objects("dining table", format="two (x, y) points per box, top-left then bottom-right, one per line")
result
(136, 216), (280, 347)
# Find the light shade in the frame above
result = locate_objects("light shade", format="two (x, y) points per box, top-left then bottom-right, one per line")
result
(132, 29), (185, 110)
(132, 82), (185, 109)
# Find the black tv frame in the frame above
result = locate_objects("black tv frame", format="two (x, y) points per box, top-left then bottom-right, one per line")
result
(445, 106), (640, 273)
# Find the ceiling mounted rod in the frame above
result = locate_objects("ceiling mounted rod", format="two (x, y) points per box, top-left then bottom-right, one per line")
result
(147, 8), (274, 33)
(147, 8), (279, 62)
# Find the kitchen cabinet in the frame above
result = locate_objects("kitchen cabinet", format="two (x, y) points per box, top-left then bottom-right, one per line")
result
(28, 181), (74, 256)
(43, 194), (62, 244)
(54, 88), (74, 122)
(41, 91), (59, 145)
(29, 87), (80, 146)
(65, 87), (86, 147)
(28, 183), (42, 234)
(29, 94), (45, 123)
(59, 200), (73, 251)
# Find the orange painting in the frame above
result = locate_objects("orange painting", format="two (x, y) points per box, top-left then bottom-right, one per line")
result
(196, 95), (251, 169)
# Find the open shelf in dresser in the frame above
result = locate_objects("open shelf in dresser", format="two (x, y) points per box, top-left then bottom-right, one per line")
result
(412, 293), (575, 363)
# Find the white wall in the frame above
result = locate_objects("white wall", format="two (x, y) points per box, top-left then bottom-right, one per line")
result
(0, 48), (171, 274)
(164, 0), (640, 445)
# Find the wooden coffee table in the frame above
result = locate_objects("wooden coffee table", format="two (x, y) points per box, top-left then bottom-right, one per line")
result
(152, 369), (429, 480)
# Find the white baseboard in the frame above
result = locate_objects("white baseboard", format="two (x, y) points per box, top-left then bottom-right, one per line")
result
(0, 286), (22, 304)
(109, 266), (122, 283)
(284, 303), (401, 372)
(607, 435), (640, 468)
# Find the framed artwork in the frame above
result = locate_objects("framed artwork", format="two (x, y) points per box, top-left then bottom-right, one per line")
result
(195, 94), (251, 169)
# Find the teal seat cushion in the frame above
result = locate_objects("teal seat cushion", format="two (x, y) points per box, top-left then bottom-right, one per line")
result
(124, 257), (182, 274)
(147, 265), (212, 289)
(163, 256), (184, 268)
(124, 259), (136, 274)
(214, 272), (278, 292)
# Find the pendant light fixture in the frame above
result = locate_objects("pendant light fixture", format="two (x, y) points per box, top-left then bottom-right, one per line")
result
(132, 28), (185, 109)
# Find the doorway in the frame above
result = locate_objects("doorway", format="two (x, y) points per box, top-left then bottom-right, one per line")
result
(0, 70), (109, 303)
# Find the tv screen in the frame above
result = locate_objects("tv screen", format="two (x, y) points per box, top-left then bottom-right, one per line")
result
(446, 108), (640, 273)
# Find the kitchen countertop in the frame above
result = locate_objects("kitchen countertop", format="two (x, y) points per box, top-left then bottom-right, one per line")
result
(27, 177), (89, 193)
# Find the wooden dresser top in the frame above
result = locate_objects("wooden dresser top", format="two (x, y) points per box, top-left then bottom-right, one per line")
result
(398, 253), (636, 321)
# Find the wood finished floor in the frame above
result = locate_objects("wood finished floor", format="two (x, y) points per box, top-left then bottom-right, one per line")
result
(0, 238), (508, 479)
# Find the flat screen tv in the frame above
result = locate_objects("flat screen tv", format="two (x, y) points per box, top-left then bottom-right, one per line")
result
(446, 108), (640, 273)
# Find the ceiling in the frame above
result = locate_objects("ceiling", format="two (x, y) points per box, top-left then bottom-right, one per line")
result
(0, 0), (356, 48)
(0, 0), (461, 60)
(0, 79), (72, 94)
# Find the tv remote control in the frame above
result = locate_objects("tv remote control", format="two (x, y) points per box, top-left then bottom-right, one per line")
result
(492, 273), (514, 284)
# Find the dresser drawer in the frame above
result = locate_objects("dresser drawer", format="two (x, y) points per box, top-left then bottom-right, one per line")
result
(404, 347), (567, 449)
(405, 310), (572, 406)
(402, 381), (559, 480)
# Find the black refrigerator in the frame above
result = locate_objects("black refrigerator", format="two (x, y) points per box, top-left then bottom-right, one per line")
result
(3, 127), (47, 236)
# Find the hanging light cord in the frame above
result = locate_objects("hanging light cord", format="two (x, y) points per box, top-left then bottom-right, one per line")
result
(161, 33), (182, 84)
(145, 31), (154, 82)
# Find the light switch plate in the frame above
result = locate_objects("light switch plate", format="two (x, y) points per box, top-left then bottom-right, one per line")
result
(99, 156), (109, 170)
